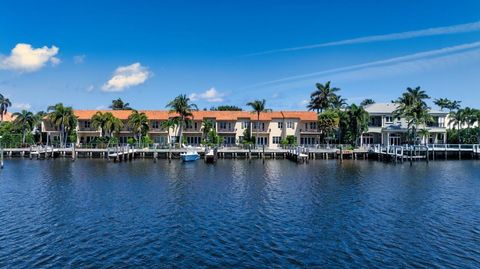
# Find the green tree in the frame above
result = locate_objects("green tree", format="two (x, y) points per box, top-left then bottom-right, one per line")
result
(210, 105), (242, 111)
(307, 81), (340, 113)
(331, 94), (348, 109)
(47, 103), (77, 147)
(127, 110), (149, 146)
(246, 99), (271, 147)
(434, 98), (461, 112)
(109, 98), (132, 110)
(201, 119), (215, 142)
(91, 111), (124, 139)
(392, 87), (432, 144)
(317, 110), (340, 144)
(166, 94), (198, 147)
(0, 93), (12, 123)
(344, 104), (369, 147)
(12, 110), (36, 144)
(360, 99), (375, 107)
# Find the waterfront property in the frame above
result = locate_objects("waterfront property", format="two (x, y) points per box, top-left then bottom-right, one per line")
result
(361, 103), (448, 146)
(41, 110), (320, 148)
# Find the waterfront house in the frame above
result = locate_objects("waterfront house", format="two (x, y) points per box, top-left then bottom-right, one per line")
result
(42, 110), (319, 148)
(361, 103), (448, 146)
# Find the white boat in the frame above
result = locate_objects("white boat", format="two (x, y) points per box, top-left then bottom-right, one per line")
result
(180, 148), (200, 162)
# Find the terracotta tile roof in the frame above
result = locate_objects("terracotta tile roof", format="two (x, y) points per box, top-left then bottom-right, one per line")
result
(72, 110), (318, 121)
(1, 112), (15, 122)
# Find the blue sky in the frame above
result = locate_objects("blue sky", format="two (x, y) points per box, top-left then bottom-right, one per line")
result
(1, 0), (480, 112)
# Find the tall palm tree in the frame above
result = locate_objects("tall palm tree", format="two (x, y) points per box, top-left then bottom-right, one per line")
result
(246, 99), (271, 147)
(450, 109), (466, 142)
(418, 128), (430, 145)
(127, 110), (149, 146)
(331, 94), (348, 109)
(47, 103), (77, 147)
(13, 110), (36, 144)
(0, 93), (12, 123)
(109, 98), (132, 110)
(91, 112), (123, 138)
(463, 107), (478, 128)
(161, 118), (180, 145)
(201, 119), (215, 142)
(34, 111), (46, 144)
(345, 104), (369, 147)
(434, 98), (461, 112)
(307, 81), (340, 113)
(166, 94), (198, 147)
(392, 87), (431, 144)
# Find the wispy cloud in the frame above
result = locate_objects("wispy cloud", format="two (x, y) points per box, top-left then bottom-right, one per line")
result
(73, 54), (86, 64)
(189, 88), (225, 102)
(12, 102), (31, 110)
(246, 41), (480, 88)
(244, 21), (480, 56)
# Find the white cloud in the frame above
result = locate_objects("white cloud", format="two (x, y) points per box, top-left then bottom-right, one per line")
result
(248, 41), (480, 88)
(102, 62), (150, 92)
(73, 54), (86, 64)
(245, 20), (480, 56)
(12, 103), (31, 110)
(0, 43), (60, 72)
(189, 88), (225, 102)
(85, 85), (94, 92)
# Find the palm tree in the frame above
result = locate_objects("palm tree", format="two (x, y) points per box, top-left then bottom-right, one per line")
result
(166, 94), (198, 147)
(201, 119), (215, 142)
(418, 128), (430, 145)
(463, 107), (478, 128)
(360, 99), (375, 107)
(34, 111), (46, 144)
(109, 98), (132, 110)
(392, 87), (431, 144)
(345, 104), (369, 147)
(91, 112), (123, 138)
(47, 103), (77, 147)
(161, 118), (180, 145)
(317, 110), (340, 145)
(450, 109), (466, 142)
(307, 81), (340, 113)
(246, 99), (271, 147)
(0, 93), (12, 123)
(331, 94), (348, 109)
(13, 110), (36, 144)
(434, 98), (461, 112)
(127, 110), (149, 146)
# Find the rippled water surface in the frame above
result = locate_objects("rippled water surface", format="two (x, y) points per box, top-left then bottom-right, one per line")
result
(1, 159), (479, 268)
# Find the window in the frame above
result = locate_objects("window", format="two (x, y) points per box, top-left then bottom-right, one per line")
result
(84, 121), (91, 128)
(273, 136), (281, 144)
(287, 122), (294, 129)
(310, 122), (317, 130)
(253, 122), (265, 130)
(152, 121), (159, 129)
(194, 122), (198, 130)
(186, 122), (193, 129)
(242, 121), (249, 129)
(385, 116), (393, 123)
(278, 122), (283, 129)
(219, 122), (227, 129)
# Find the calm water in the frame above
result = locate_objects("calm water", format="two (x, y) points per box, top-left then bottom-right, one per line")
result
(0, 159), (479, 268)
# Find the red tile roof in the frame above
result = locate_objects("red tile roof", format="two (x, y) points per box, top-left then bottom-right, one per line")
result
(1, 112), (15, 122)
(72, 110), (318, 121)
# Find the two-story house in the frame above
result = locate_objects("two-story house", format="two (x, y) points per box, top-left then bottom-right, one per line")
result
(362, 103), (448, 146)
